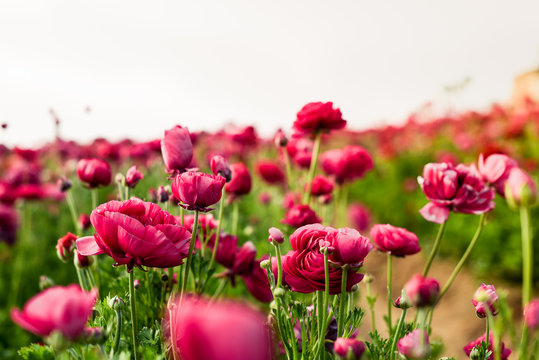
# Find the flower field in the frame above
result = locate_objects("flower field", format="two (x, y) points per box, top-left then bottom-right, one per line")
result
(0, 101), (538, 359)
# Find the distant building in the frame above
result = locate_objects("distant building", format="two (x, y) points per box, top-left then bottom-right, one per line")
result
(510, 69), (539, 107)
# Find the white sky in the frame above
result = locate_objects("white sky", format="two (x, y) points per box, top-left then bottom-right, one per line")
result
(1, 0), (538, 146)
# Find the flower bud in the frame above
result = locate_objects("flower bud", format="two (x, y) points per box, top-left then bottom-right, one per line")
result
(469, 347), (481, 360)
(74, 249), (93, 269)
(56, 232), (77, 262)
(115, 173), (124, 185)
(404, 274), (439, 307)
(134, 279), (141, 290)
(334, 337), (366, 360)
(108, 296), (126, 311)
(78, 214), (91, 231)
(260, 259), (271, 269)
(210, 155), (232, 182)
(157, 185), (169, 203)
(77, 158), (112, 188)
(39, 275), (55, 290)
(505, 167), (537, 208)
(274, 288), (285, 297)
(395, 290), (412, 309)
(274, 129), (288, 147)
(162, 273), (169, 282)
(125, 165), (144, 188)
(397, 329), (430, 360)
(472, 283), (498, 318)
(364, 274), (374, 284)
(524, 298), (539, 331)
(57, 177), (72, 192)
(268, 227), (284, 244)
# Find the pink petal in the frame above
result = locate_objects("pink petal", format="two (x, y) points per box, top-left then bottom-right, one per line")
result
(419, 202), (449, 224)
(76, 236), (105, 256)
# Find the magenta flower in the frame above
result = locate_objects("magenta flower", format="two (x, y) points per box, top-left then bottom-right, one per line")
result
(256, 160), (285, 185)
(210, 155), (232, 181)
(347, 203), (371, 232)
(321, 146), (373, 185)
(282, 204), (321, 228)
(523, 298), (539, 331)
(282, 224), (370, 294)
(397, 330), (430, 360)
(404, 274), (439, 307)
(327, 228), (373, 268)
(306, 175), (334, 196)
(418, 162), (495, 224)
(171, 171), (226, 212)
(76, 198), (191, 271)
(334, 337), (365, 359)
(505, 166), (537, 207)
(463, 333), (511, 360)
(76, 158), (112, 188)
(11, 285), (97, 340)
(478, 153), (517, 195)
(125, 165), (144, 188)
(225, 163), (252, 199)
(370, 224), (421, 257)
(293, 101), (346, 137)
(472, 283), (498, 318)
(164, 297), (273, 360)
(161, 125), (193, 174)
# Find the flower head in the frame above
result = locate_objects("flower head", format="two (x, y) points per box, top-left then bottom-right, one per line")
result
(171, 171), (226, 212)
(76, 159), (111, 188)
(370, 224), (421, 257)
(293, 101), (346, 137)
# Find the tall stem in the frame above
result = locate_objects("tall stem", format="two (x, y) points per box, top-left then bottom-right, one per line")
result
(439, 214), (486, 300)
(283, 149), (294, 191)
(520, 206), (533, 307)
(232, 201), (239, 236)
(91, 188), (98, 210)
(387, 254), (393, 332)
(182, 210), (198, 293)
(366, 280), (376, 332)
(275, 244), (283, 289)
(303, 132), (322, 204)
(389, 308), (408, 360)
(209, 190), (225, 271)
(128, 269), (139, 360)
(338, 265), (349, 336)
(422, 221), (446, 276)
(66, 191), (81, 234)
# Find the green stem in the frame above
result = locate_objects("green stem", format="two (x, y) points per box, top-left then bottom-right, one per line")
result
(211, 278), (228, 300)
(232, 201), (239, 236)
(283, 149), (294, 191)
(387, 254), (393, 333)
(389, 308), (408, 360)
(75, 266), (88, 291)
(275, 244), (283, 289)
(66, 191), (81, 234)
(182, 210), (198, 293)
(179, 207), (185, 226)
(338, 265), (349, 336)
(422, 221), (446, 276)
(366, 280), (376, 332)
(520, 206), (533, 307)
(128, 269), (139, 360)
(485, 315), (490, 348)
(438, 214), (486, 300)
(91, 188), (98, 210)
(209, 190), (225, 270)
(317, 290), (326, 360)
(303, 132), (322, 205)
(111, 309), (122, 356)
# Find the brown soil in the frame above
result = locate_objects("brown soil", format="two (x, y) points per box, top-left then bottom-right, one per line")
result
(356, 251), (525, 359)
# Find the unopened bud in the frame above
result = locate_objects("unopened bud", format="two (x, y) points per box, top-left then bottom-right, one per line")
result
(157, 185), (169, 203)
(134, 279), (141, 290)
(260, 259), (271, 269)
(125, 165), (144, 188)
(57, 177), (72, 192)
(274, 288), (285, 297)
(56, 232), (77, 262)
(39, 275), (55, 290)
(115, 173), (125, 185)
(78, 214), (91, 231)
(108, 296), (126, 311)
(268, 227), (284, 244)
(274, 129), (288, 147)
(74, 249), (93, 268)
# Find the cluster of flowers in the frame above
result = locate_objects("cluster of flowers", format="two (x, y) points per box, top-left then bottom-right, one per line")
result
(5, 101), (539, 360)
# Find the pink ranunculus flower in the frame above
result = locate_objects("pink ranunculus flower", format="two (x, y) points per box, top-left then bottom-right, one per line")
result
(11, 285), (97, 340)
(171, 171), (226, 212)
(282, 224), (370, 294)
(321, 146), (373, 185)
(76, 198), (191, 271)
(125, 165), (144, 188)
(256, 160), (286, 185)
(418, 162), (495, 224)
(347, 203), (371, 232)
(326, 228), (373, 268)
(333, 337), (366, 359)
(370, 224), (421, 257)
(164, 296), (274, 360)
(472, 283), (498, 318)
(225, 163), (252, 199)
(397, 330), (430, 360)
(505, 166), (537, 207)
(478, 153), (518, 195)
(523, 298), (539, 331)
(161, 125), (193, 174)
(293, 101), (346, 137)
(404, 274), (439, 307)
(76, 158), (112, 188)
(463, 333), (511, 360)
(306, 175), (334, 196)
(282, 204), (321, 228)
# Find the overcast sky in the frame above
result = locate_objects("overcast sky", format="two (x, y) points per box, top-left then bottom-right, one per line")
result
(1, 0), (538, 146)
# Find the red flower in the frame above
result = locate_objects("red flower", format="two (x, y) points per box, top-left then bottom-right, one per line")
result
(56, 232), (77, 262)
(347, 203), (371, 232)
(161, 125), (193, 174)
(293, 102), (346, 137)
(256, 160), (285, 185)
(171, 171), (226, 212)
(463, 333), (511, 360)
(225, 163), (252, 198)
(306, 175), (334, 196)
(282, 224), (369, 294)
(282, 204), (321, 228)
(164, 297), (273, 360)
(76, 158), (112, 188)
(418, 163), (495, 224)
(404, 274), (439, 307)
(334, 338), (366, 359)
(370, 224), (421, 257)
(76, 198), (191, 271)
(321, 146), (373, 185)
(11, 285), (97, 340)
(210, 155), (232, 181)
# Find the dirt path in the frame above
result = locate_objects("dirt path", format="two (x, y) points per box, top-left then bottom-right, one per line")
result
(356, 251), (524, 359)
